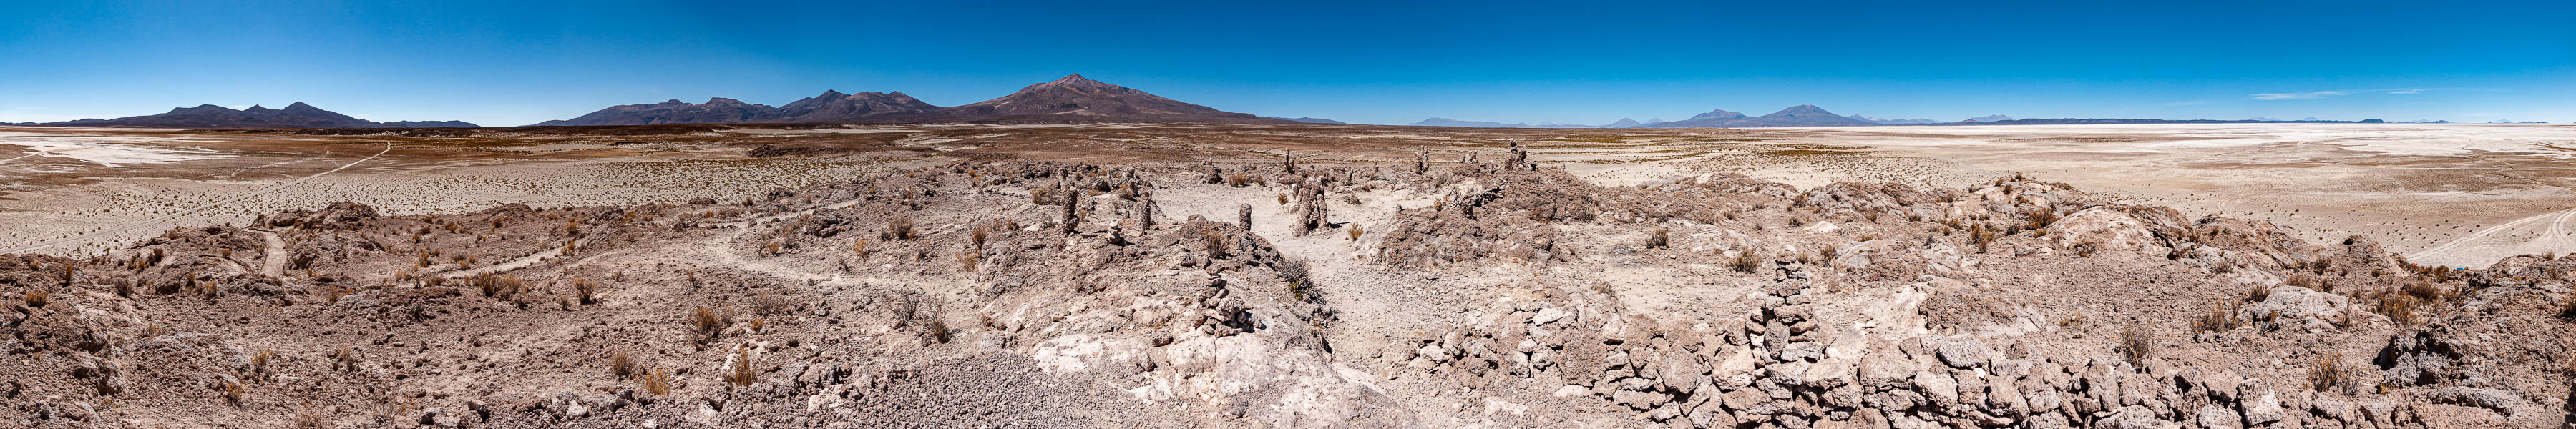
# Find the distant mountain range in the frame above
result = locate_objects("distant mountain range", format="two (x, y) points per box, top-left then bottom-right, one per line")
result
(534, 90), (945, 127)
(537, 74), (1281, 127)
(1976, 118), (2384, 125)
(1405, 117), (1651, 128)
(1262, 117), (1346, 124)
(1, 79), (2473, 129)
(26, 102), (477, 128)
(1398, 107), (2404, 129)
(1643, 105), (1877, 128)
(1848, 114), (1942, 124)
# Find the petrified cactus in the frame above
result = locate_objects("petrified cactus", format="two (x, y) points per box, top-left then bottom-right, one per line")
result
(1293, 177), (1330, 235)
(1060, 188), (1081, 235)
(1133, 184), (1158, 230)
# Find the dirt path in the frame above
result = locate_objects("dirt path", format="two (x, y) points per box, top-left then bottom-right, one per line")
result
(252, 229), (288, 277)
(439, 237), (587, 280)
(441, 194), (882, 280)
(1, 142), (394, 255)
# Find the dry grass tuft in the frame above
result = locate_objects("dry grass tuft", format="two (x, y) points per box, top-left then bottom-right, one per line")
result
(291, 406), (326, 429)
(692, 307), (727, 340)
(21, 289), (47, 308)
(2401, 280), (2446, 301)
(726, 347), (758, 388)
(1646, 228), (1669, 248)
(250, 348), (278, 381)
(887, 217), (916, 240)
(609, 350), (638, 379)
(1729, 250), (1761, 273)
(2117, 325), (2152, 367)
(2376, 295), (2418, 326)
(332, 346), (356, 370)
(2559, 293), (2576, 320)
(2307, 358), (2349, 393)
(641, 367), (673, 395)
(2192, 304), (2240, 333)
(1347, 225), (1365, 241)
(471, 272), (525, 299)
(751, 292), (791, 315)
(223, 381), (248, 405)
(573, 278), (600, 305)
(926, 315), (952, 344)
(1202, 228), (1230, 259)
(2245, 284), (2273, 302)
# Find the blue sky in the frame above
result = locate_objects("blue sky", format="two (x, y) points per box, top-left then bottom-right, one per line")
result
(3, 0), (2570, 126)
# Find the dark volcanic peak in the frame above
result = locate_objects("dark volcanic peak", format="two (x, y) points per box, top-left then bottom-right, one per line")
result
(39, 102), (477, 129)
(897, 74), (1279, 124)
(756, 90), (940, 123)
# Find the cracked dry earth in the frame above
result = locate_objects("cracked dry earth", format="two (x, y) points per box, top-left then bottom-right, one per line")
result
(4, 156), (2575, 428)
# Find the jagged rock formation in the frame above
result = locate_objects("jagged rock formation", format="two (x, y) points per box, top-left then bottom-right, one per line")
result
(37, 102), (478, 128)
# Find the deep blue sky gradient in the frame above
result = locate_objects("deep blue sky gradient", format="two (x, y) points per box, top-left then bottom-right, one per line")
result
(4, 0), (2570, 126)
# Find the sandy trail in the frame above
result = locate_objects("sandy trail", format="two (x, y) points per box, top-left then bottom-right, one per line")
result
(253, 229), (287, 277)
(0, 142), (393, 255)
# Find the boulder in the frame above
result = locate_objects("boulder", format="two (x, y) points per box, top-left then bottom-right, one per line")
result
(2049, 207), (2164, 255)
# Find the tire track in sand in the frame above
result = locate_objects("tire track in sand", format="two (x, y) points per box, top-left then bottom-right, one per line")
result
(2403, 206), (2576, 264)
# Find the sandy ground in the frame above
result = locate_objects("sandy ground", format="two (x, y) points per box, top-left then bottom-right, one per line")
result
(4, 123), (2571, 267)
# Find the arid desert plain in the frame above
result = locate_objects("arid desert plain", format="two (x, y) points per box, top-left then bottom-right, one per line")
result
(3, 122), (2575, 428)
(8, 123), (2570, 267)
